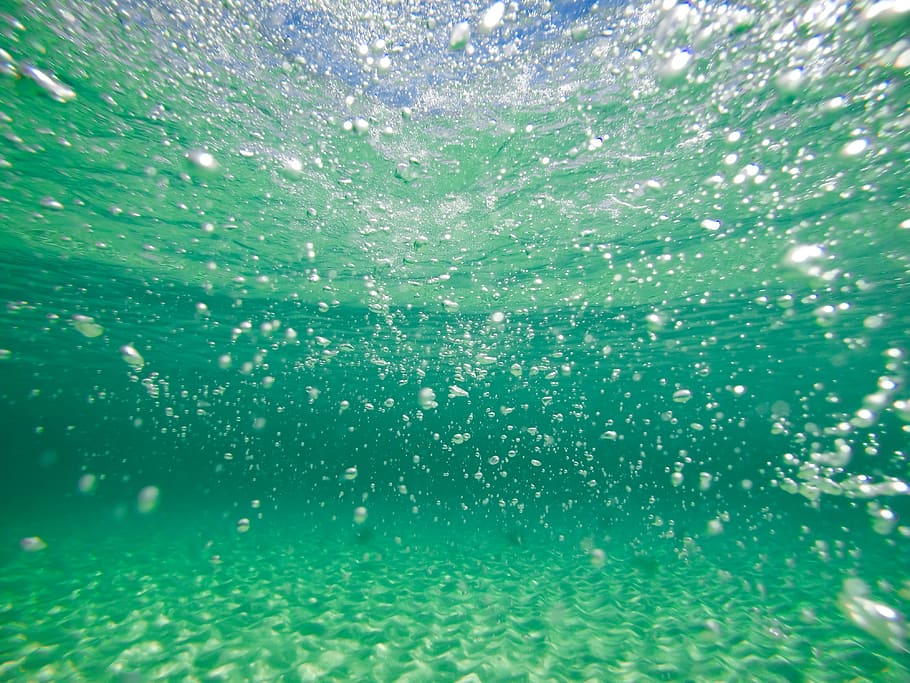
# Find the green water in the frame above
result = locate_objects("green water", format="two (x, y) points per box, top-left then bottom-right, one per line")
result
(2, 0), (910, 680)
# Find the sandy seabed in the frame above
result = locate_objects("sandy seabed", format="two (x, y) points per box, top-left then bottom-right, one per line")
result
(0, 509), (907, 682)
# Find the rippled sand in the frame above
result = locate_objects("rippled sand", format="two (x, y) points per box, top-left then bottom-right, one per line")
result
(1, 508), (907, 682)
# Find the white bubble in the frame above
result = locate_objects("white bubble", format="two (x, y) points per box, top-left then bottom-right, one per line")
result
(786, 244), (825, 265)
(481, 2), (505, 33)
(120, 344), (145, 370)
(40, 196), (63, 210)
(21, 63), (76, 102)
(707, 519), (724, 535)
(842, 138), (869, 156)
(448, 385), (469, 399)
(871, 506), (898, 535)
(863, 0), (910, 24)
(418, 387), (437, 410)
(71, 315), (104, 338)
(236, 518), (251, 533)
(353, 506), (368, 524)
(283, 157), (304, 175)
(840, 582), (907, 652)
(20, 536), (47, 552)
(137, 485), (160, 514)
(450, 22), (471, 50)
(701, 219), (721, 231)
(672, 389), (692, 403)
(187, 149), (217, 170)
(78, 473), (97, 494)
(344, 466), (358, 481)
(663, 49), (692, 77)
(776, 67), (804, 93)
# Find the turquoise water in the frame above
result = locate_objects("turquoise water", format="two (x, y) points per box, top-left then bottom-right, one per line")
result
(2, 0), (910, 680)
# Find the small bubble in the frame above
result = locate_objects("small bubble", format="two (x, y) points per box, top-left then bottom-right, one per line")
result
(20, 536), (47, 552)
(353, 506), (368, 524)
(660, 49), (692, 81)
(353, 117), (369, 135)
(449, 22), (471, 50)
(786, 244), (825, 265)
(187, 149), (218, 170)
(283, 157), (303, 174)
(707, 519), (724, 535)
(776, 67), (804, 93)
(842, 139), (869, 156)
(672, 389), (692, 403)
(40, 196), (63, 210)
(78, 473), (97, 494)
(480, 2), (505, 33)
(236, 518), (251, 533)
(701, 219), (721, 231)
(137, 486), (160, 514)
(418, 387), (437, 410)
(120, 344), (145, 370)
(71, 315), (104, 338)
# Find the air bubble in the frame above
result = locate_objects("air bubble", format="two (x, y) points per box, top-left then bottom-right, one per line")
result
(480, 2), (505, 33)
(120, 345), (145, 370)
(450, 22), (471, 50)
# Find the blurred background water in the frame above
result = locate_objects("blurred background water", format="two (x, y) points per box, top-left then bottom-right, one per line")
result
(1, 0), (910, 680)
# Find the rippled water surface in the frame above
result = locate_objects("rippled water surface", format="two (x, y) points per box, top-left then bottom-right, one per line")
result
(1, 0), (910, 680)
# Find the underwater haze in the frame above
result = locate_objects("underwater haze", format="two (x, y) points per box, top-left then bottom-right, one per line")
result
(1, 0), (910, 680)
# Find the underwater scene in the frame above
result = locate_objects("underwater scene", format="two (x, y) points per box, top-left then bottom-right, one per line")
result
(1, 0), (910, 680)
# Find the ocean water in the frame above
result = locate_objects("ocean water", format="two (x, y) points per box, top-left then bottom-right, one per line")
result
(1, 0), (910, 680)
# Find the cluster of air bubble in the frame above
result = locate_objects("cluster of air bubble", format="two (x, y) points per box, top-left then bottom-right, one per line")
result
(4, 0), (909, 553)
